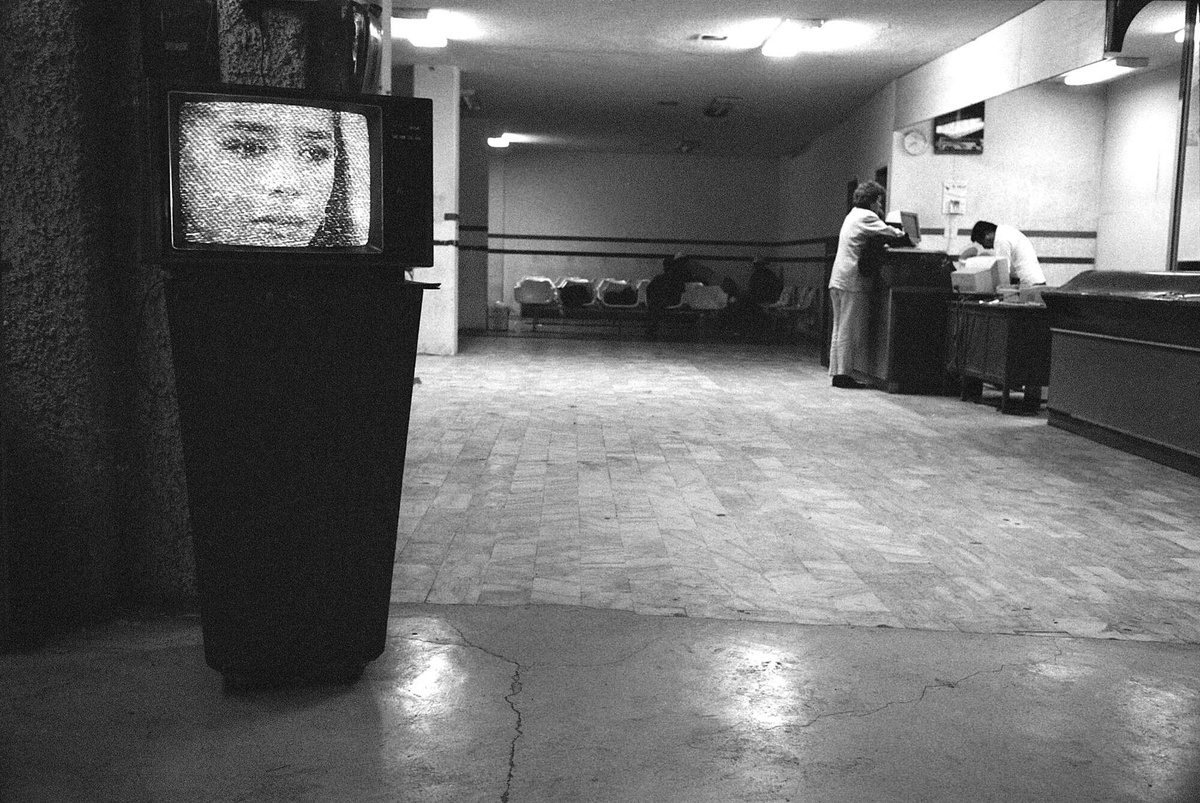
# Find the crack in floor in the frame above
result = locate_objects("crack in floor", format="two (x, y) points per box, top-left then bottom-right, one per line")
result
(798, 661), (1013, 728)
(400, 627), (1071, 797)
(402, 625), (668, 802)
(403, 629), (526, 802)
(792, 637), (1070, 728)
(501, 667), (523, 803)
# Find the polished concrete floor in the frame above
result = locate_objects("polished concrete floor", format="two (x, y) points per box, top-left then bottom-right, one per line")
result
(3, 336), (1199, 802)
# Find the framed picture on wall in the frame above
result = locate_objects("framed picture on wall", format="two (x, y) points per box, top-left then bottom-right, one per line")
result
(933, 102), (985, 155)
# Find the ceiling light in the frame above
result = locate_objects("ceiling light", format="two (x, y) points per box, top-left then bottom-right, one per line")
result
(392, 8), (481, 48)
(1061, 57), (1150, 86)
(487, 136), (509, 148)
(1177, 28), (1188, 44)
(760, 19), (873, 57)
(722, 18), (784, 49)
(762, 19), (823, 58)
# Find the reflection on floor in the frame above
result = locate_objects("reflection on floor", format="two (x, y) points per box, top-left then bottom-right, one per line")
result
(3, 335), (1199, 802)
(3, 606), (1199, 802)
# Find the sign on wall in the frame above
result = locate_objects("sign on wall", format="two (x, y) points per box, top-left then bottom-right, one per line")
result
(934, 102), (985, 155)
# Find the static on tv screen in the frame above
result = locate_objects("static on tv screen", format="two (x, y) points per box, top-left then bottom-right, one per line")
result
(169, 92), (382, 253)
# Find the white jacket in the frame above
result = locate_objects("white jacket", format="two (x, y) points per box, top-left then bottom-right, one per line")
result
(828, 207), (904, 293)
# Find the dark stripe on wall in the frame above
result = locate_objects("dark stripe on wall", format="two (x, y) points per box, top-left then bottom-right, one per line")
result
(461, 229), (1096, 267)
(463, 223), (1094, 242)
(481, 246), (1093, 267)
(920, 227), (1098, 239)
(486, 247), (817, 264)
(489, 232), (791, 248)
(487, 229), (1094, 247)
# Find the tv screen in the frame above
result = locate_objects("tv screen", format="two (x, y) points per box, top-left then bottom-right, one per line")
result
(149, 84), (433, 268)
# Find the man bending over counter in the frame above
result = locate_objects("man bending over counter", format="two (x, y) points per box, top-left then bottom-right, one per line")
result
(970, 220), (1046, 287)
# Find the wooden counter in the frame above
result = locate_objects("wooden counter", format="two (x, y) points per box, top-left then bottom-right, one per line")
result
(858, 248), (955, 393)
(945, 300), (1052, 413)
(1041, 271), (1200, 477)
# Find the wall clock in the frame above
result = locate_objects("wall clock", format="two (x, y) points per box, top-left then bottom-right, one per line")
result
(903, 129), (928, 155)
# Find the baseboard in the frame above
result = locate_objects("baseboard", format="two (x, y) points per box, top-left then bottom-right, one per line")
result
(1047, 409), (1200, 479)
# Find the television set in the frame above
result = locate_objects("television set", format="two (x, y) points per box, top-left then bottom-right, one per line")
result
(144, 82), (433, 269)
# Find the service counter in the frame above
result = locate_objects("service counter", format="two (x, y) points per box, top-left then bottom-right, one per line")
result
(1041, 270), (1200, 477)
(857, 248), (955, 393)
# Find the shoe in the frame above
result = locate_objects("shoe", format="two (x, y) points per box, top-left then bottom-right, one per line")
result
(831, 375), (866, 389)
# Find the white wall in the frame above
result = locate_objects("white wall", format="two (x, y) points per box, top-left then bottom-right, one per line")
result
(894, 0), (1106, 129)
(488, 150), (785, 301)
(412, 65), (460, 356)
(779, 0), (1193, 280)
(889, 80), (1105, 285)
(777, 84), (896, 243)
(1097, 65), (1189, 272)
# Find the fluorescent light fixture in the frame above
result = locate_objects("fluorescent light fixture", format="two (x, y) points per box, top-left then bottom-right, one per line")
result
(761, 19), (823, 58)
(803, 19), (873, 50)
(1061, 57), (1150, 86)
(392, 8), (481, 47)
(723, 18), (785, 49)
(760, 18), (873, 57)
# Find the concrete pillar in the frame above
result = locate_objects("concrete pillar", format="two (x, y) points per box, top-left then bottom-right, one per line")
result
(458, 117), (491, 331)
(412, 65), (461, 356)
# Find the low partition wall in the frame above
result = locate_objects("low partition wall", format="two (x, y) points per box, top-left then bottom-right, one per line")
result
(475, 225), (1098, 308)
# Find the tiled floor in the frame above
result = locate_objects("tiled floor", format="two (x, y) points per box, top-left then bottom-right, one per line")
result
(6, 334), (1200, 803)
(396, 335), (1200, 644)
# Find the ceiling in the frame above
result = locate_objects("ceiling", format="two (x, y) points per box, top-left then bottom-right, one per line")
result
(389, 0), (1192, 159)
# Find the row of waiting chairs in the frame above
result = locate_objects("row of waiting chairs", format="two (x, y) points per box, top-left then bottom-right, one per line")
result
(514, 276), (646, 309)
(512, 275), (820, 340)
(514, 276), (818, 312)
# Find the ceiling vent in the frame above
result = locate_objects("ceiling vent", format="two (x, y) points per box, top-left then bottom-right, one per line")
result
(704, 96), (742, 119)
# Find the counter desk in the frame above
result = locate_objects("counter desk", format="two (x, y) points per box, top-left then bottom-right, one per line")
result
(1041, 270), (1200, 477)
(855, 248), (956, 393)
(945, 299), (1052, 414)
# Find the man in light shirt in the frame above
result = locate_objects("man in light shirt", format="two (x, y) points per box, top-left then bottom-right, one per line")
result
(970, 220), (1046, 287)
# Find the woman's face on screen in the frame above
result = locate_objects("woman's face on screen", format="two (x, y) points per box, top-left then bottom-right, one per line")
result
(179, 102), (336, 247)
